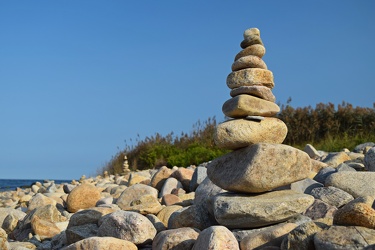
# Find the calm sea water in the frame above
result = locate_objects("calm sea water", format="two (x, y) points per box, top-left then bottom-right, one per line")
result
(0, 179), (71, 192)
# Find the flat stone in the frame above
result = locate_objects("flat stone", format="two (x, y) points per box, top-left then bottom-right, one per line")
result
(213, 190), (314, 228)
(314, 226), (375, 249)
(66, 184), (101, 213)
(214, 118), (287, 150)
(63, 236), (137, 250)
(152, 227), (200, 250)
(98, 211), (156, 245)
(304, 144), (321, 160)
(354, 142), (375, 153)
(240, 223), (297, 250)
(235, 44), (266, 60)
(230, 85), (276, 102)
(227, 68), (274, 89)
(310, 186), (354, 208)
(232, 55), (267, 71)
(333, 197), (375, 228)
(240, 35), (263, 48)
(192, 226), (239, 250)
(325, 172), (375, 198)
(365, 147), (375, 171)
(207, 143), (312, 193)
(222, 95), (280, 118)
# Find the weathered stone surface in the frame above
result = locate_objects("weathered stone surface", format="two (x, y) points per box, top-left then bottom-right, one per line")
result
(314, 226), (375, 249)
(189, 166), (207, 192)
(192, 225), (239, 250)
(128, 172), (150, 186)
(214, 118), (287, 150)
(240, 35), (263, 48)
(63, 236), (137, 250)
(116, 183), (158, 209)
(365, 147), (375, 171)
(334, 197), (375, 228)
(304, 144), (321, 160)
(152, 227), (200, 250)
(290, 178), (323, 195)
(8, 241), (36, 250)
(159, 177), (183, 198)
(31, 215), (62, 240)
(0, 228), (10, 250)
(232, 55), (267, 71)
(222, 95), (280, 118)
(354, 142), (375, 153)
(325, 172), (375, 198)
(66, 184), (101, 213)
(67, 207), (115, 228)
(243, 27), (260, 38)
(227, 68), (274, 89)
(171, 167), (194, 191)
(98, 211), (156, 245)
(230, 85), (276, 102)
(161, 194), (182, 206)
(281, 221), (328, 250)
(156, 205), (183, 227)
(235, 44), (266, 60)
(310, 159), (328, 173)
(28, 193), (57, 212)
(313, 167), (336, 184)
(150, 166), (173, 191)
(2, 213), (19, 234)
(66, 223), (99, 245)
(168, 205), (217, 230)
(336, 162), (356, 172)
(303, 199), (337, 220)
(125, 194), (163, 215)
(145, 214), (166, 233)
(207, 143), (312, 193)
(0, 208), (26, 227)
(310, 186), (354, 208)
(322, 152), (352, 167)
(240, 223), (297, 250)
(213, 190), (314, 228)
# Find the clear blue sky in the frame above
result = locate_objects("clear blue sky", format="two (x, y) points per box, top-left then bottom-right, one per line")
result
(1, 1), (374, 180)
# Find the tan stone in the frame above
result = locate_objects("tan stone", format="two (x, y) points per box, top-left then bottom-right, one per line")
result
(152, 227), (200, 250)
(31, 215), (62, 240)
(27, 193), (57, 212)
(230, 85), (275, 102)
(214, 118), (287, 150)
(63, 236), (137, 250)
(235, 44), (266, 60)
(128, 173), (150, 186)
(227, 68), (274, 89)
(310, 159), (328, 173)
(150, 166), (173, 191)
(170, 167), (194, 191)
(222, 95), (280, 118)
(116, 183), (158, 210)
(323, 152), (352, 167)
(232, 55), (267, 71)
(240, 223), (297, 250)
(161, 194), (182, 206)
(207, 143), (312, 193)
(122, 194), (163, 215)
(192, 225), (239, 250)
(334, 197), (375, 228)
(157, 205), (183, 227)
(240, 35), (263, 49)
(243, 28), (260, 38)
(66, 184), (101, 213)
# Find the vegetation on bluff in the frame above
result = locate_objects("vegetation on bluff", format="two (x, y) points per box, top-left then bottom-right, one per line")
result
(99, 101), (375, 175)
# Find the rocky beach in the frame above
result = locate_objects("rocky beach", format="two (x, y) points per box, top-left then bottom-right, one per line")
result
(1, 28), (375, 249)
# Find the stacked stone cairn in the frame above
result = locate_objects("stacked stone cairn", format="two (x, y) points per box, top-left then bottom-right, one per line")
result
(207, 27), (315, 232)
(2, 28), (375, 250)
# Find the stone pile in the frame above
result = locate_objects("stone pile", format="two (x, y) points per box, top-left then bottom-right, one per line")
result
(214, 27), (287, 150)
(1, 28), (375, 249)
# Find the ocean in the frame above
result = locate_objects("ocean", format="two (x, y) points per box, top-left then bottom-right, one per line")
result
(0, 179), (71, 192)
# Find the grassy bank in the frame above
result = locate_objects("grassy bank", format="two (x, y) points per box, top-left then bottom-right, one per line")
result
(98, 101), (375, 175)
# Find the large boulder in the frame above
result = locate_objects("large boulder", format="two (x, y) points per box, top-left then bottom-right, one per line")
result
(66, 184), (101, 213)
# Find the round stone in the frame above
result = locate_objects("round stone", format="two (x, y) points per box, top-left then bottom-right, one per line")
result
(214, 118), (288, 150)
(234, 44), (266, 60)
(232, 55), (267, 71)
(243, 28), (260, 38)
(240, 35), (263, 49)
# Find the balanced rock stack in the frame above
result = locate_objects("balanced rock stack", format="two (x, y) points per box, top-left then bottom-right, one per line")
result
(208, 28), (315, 229)
(214, 27), (288, 150)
